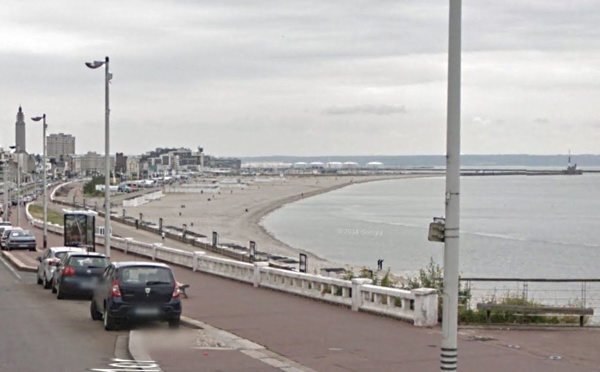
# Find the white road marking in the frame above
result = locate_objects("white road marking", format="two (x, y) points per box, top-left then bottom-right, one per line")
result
(0, 255), (22, 280)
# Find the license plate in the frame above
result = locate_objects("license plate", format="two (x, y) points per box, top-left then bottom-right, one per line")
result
(19, 244), (28, 248)
(135, 307), (159, 316)
(79, 281), (94, 289)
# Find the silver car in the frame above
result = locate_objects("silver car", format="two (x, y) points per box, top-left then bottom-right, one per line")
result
(0, 227), (22, 250)
(36, 247), (87, 289)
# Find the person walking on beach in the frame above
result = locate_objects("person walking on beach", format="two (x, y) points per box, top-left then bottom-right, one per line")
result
(161, 231), (165, 241)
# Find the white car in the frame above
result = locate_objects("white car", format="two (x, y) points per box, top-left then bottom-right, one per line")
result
(36, 247), (87, 289)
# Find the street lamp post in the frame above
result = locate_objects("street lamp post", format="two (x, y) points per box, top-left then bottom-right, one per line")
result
(86, 56), (112, 258)
(32, 114), (48, 248)
(10, 145), (21, 227)
(1, 152), (7, 222)
(441, 1), (462, 371)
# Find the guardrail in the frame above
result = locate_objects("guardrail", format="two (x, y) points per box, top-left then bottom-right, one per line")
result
(461, 277), (600, 325)
(34, 184), (439, 326)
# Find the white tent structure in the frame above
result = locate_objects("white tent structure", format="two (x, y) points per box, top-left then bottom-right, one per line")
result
(366, 161), (384, 168)
(293, 162), (308, 169)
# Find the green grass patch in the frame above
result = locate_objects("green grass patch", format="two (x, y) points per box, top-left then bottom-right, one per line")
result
(29, 205), (64, 226)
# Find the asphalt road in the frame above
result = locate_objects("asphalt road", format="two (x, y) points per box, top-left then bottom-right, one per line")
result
(0, 255), (131, 372)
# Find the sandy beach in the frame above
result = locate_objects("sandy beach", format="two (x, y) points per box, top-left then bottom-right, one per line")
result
(122, 174), (423, 271)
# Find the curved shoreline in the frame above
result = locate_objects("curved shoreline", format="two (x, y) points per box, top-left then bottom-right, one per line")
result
(247, 174), (434, 269)
(123, 174), (432, 272)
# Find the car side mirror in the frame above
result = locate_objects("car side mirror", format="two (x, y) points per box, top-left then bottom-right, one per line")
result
(35, 256), (42, 262)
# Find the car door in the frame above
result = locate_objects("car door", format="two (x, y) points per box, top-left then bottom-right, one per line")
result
(54, 254), (69, 287)
(37, 250), (50, 279)
(94, 265), (113, 310)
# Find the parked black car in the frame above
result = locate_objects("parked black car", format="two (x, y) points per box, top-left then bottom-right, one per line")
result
(52, 252), (109, 299)
(91, 262), (182, 330)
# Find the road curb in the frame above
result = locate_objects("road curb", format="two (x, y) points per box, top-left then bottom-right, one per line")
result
(128, 330), (163, 371)
(1, 251), (37, 272)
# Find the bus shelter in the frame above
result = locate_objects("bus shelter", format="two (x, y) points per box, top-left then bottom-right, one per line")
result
(62, 209), (98, 252)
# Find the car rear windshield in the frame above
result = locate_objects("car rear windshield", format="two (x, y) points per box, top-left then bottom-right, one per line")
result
(67, 256), (109, 268)
(55, 251), (74, 259)
(10, 231), (34, 237)
(120, 267), (174, 285)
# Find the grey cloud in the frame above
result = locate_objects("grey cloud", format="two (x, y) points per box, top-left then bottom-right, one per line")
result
(535, 118), (550, 124)
(2, 1), (600, 156)
(323, 105), (406, 116)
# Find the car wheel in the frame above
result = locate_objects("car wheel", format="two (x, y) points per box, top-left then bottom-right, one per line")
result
(56, 283), (65, 299)
(90, 301), (102, 321)
(37, 275), (43, 285)
(43, 275), (51, 289)
(103, 307), (117, 331)
(29, 248), (35, 252)
(168, 318), (180, 329)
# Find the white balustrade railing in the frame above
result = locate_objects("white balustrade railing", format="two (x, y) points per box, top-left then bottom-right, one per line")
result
(123, 191), (163, 207)
(25, 203), (438, 327)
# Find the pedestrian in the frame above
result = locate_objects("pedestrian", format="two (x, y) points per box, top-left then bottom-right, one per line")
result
(161, 231), (165, 241)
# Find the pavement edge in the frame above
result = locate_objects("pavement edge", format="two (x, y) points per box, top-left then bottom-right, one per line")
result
(1, 251), (37, 272)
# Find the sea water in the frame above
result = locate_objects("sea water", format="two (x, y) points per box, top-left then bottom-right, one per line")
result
(262, 174), (600, 317)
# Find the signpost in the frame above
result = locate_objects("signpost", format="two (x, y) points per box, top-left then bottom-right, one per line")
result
(299, 253), (307, 273)
(249, 241), (256, 261)
(212, 231), (219, 247)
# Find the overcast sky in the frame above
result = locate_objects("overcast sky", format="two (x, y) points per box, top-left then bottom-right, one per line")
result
(1, 1), (599, 157)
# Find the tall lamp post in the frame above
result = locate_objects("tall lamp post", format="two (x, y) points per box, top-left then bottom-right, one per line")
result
(1, 152), (7, 222)
(441, 1), (462, 371)
(9, 146), (21, 227)
(86, 56), (112, 258)
(32, 114), (48, 248)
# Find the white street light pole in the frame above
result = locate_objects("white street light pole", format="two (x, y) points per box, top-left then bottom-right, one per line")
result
(86, 56), (112, 258)
(441, 1), (462, 371)
(10, 146), (21, 227)
(2, 154), (7, 222)
(32, 114), (48, 248)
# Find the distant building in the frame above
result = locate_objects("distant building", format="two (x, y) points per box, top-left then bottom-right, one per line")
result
(15, 106), (26, 153)
(47, 133), (76, 160)
(139, 147), (240, 177)
(71, 151), (115, 176)
(126, 156), (141, 178)
(115, 152), (127, 175)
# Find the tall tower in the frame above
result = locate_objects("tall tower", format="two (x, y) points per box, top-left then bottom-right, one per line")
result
(15, 106), (26, 153)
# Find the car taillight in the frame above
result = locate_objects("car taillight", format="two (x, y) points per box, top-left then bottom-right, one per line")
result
(111, 279), (122, 298)
(49, 259), (60, 266)
(172, 283), (180, 298)
(62, 266), (75, 276)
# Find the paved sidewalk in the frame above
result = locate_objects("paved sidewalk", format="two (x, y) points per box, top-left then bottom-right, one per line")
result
(7, 205), (600, 371)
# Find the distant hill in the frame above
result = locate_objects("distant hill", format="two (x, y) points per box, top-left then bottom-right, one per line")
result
(240, 155), (600, 167)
